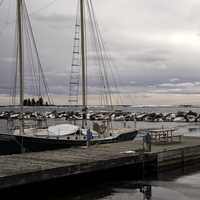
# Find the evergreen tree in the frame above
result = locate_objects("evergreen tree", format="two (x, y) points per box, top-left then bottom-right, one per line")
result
(38, 97), (44, 106)
(23, 99), (27, 106)
(27, 98), (31, 106)
(31, 98), (36, 106)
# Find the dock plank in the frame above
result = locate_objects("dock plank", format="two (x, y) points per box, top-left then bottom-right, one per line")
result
(1, 137), (200, 189)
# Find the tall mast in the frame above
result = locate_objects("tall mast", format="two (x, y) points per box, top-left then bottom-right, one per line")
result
(17, 0), (24, 134)
(80, 0), (87, 128)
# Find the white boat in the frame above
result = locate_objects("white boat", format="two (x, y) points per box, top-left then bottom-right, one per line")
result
(173, 117), (186, 122)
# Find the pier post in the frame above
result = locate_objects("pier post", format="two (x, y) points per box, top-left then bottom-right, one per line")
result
(143, 133), (151, 152)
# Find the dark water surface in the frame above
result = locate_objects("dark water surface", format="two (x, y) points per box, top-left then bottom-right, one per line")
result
(3, 165), (200, 200)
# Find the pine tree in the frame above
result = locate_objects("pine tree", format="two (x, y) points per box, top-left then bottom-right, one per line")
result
(23, 99), (27, 106)
(38, 97), (44, 106)
(31, 98), (36, 106)
(27, 98), (31, 106)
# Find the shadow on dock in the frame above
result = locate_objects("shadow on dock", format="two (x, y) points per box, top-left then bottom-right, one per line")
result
(1, 161), (156, 200)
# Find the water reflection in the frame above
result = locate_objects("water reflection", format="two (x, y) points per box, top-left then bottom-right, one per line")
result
(2, 167), (200, 200)
(140, 185), (152, 200)
(188, 127), (200, 132)
(2, 181), (153, 200)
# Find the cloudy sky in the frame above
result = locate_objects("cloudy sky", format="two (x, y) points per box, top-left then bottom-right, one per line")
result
(1, 0), (200, 105)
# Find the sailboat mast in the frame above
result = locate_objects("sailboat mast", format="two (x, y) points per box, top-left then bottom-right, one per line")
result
(17, 0), (24, 134)
(80, 0), (87, 128)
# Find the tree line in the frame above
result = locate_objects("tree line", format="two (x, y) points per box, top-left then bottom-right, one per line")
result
(23, 97), (49, 106)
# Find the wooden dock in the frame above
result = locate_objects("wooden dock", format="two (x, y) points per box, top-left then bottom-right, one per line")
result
(1, 136), (200, 189)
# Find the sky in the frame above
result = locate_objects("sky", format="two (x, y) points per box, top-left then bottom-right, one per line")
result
(1, 0), (200, 105)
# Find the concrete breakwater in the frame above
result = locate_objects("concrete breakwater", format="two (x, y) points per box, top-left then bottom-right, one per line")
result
(1, 137), (200, 190)
(0, 110), (199, 122)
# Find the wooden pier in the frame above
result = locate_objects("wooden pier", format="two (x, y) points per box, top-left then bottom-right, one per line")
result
(1, 136), (200, 190)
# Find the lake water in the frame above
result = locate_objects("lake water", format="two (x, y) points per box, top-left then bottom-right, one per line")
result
(5, 165), (200, 200)
(79, 170), (200, 200)
(1, 105), (200, 113)
(95, 170), (200, 200)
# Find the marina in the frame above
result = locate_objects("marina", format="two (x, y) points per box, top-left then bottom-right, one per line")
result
(1, 0), (200, 199)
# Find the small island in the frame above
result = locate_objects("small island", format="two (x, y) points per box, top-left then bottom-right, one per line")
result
(23, 97), (49, 106)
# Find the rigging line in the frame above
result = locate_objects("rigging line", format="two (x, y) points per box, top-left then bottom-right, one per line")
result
(96, 23), (124, 105)
(87, 7), (107, 106)
(89, 0), (123, 106)
(88, 0), (113, 108)
(99, 37), (124, 105)
(86, 0), (110, 107)
(86, 1), (103, 104)
(11, 23), (18, 106)
(10, 3), (17, 105)
(23, 2), (43, 100)
(11, 2), (19, 106)
(23, 1), (54, 105)
(24, 6), (52, 108)
(92, 36), (113, 106)
(100, 39), (128, 105)
(90, 13), (122, 105)
(23, 3), (42, 98)
(11, 2), (20, 106)
(23, 10), (39, 99)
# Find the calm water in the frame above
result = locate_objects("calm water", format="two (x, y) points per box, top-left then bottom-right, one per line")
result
(1, 105), (200, 113)
(95, 171), (200, 200)
(5, 165), (200, 200)
(82, 171), (200, 200)
(2, 105), (200, 199)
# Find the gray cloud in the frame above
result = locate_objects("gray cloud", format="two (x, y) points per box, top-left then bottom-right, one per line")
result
(32, 13), (72, 23)
(1, 0), (200, 105)
(125, 51), (170, 64)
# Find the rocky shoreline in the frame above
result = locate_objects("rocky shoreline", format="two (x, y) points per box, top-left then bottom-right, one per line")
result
(0, 110), (199, 122)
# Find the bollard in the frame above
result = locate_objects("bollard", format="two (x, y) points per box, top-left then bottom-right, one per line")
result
(143, 132), (151, 152)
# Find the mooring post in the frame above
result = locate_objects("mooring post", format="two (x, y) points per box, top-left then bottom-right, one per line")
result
(143, 132), (152, 152)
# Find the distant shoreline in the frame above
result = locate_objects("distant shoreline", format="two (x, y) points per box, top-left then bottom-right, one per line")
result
(0, 104), (198, 108)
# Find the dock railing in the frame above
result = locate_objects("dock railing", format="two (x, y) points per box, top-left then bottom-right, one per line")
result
(149, 128), (182, 144)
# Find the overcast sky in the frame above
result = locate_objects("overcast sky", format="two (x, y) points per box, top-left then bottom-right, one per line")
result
(1, 0), (200, 105)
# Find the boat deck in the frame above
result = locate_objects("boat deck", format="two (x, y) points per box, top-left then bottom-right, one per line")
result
(12, 127), (136, 140)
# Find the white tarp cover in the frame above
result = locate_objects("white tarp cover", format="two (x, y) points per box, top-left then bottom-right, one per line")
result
(48, 124), (79, 136)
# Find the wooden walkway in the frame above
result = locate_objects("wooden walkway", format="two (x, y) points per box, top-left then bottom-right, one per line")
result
(1, 137), (200, 189)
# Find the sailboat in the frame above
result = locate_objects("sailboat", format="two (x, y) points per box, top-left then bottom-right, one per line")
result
(0, 0), (137, 154)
